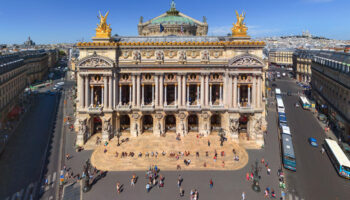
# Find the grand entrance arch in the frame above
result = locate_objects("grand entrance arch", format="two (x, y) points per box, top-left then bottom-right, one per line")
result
(211, 114), (221, 131)
(143, 115), (153, 131)
(120, 115), (130, 131)
(165, 115), (176, 131)
(188, 114), (198, 131)
(238, 115), (248, 135)
(92, 116), (102, 134)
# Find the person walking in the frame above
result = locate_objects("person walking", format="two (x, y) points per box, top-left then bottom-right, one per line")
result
(209, 178), (213, 189)
(146, 182), (151, 193)
(179, 187), (184, 197)
(208, 140), (211, 147)
(241, 191), (246, 200)
(116, 182), (121, 194)
(177, 175), (182, 187)
(267, 167), (271, 175)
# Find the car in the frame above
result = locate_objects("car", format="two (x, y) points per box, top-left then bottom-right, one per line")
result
(295, 102), (300, 107)
(308, 137), (318, 147)
(272, 83), (277, 87)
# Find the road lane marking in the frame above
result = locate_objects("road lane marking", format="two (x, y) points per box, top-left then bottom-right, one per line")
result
(288, 193), (293, 200)
(52, 172), (57, 182)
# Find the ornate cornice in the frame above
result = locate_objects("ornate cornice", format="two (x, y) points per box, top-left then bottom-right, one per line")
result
(77, 40), (265, 48)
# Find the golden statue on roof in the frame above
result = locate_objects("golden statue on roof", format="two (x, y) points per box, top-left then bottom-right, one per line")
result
(232, 10), (248, 37)
(95, 11), (112, 38)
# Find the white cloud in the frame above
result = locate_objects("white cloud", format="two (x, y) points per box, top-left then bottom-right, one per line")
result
(209, 25), (281, 37)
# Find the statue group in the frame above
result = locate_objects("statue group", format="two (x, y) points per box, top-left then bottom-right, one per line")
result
(232, 10), (248, 37)
(95, 11), (112, 38)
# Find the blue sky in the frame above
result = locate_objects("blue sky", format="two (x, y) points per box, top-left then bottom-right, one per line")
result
(0, 0), (349, 44)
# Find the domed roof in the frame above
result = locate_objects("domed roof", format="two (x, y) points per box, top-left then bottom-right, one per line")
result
(151, 15), (195, 25)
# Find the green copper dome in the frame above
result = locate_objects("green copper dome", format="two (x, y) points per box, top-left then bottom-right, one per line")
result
(151, 15), (195, 25)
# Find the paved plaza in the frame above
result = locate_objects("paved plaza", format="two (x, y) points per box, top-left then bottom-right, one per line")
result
(90, 132), (252, 171)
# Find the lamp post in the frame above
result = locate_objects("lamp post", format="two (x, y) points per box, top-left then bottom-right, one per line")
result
(115, 129), (122, 146)
(252, 160), (261, 192)
(82, 159), (91, 193)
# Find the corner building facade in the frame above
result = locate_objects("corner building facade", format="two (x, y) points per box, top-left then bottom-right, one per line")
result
(74, 6), (267, 147)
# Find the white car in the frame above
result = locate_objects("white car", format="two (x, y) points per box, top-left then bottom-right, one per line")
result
(57, 82), (64, 86)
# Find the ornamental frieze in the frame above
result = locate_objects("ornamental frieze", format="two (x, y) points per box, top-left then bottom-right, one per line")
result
(211, 50), (223, 58)
(229, 54), (264, 67)
(122, 51), (130, 59)
(142, 50), (154, 58)
(164, 50), (177, 58)
(188, 50), (199, 58)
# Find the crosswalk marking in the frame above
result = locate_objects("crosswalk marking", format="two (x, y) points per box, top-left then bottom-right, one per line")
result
(284, 192), (304, 200)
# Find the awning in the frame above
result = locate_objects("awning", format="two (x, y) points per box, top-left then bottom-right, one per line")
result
(7, 106), (22, 119)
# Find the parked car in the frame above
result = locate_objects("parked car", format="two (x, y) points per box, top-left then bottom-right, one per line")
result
(308, 137), (318, 147)
(318, 114), (327, 123)
(295, 102), (300, 108)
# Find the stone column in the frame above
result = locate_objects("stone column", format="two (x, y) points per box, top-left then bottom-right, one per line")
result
(78, 75), (84, 108)
(219, 83), (223, 105)
(200, 75), (205, 106)
(252, 75), (256, 107)
(248, 85), (251, 107)
(223, 73), (228, 106)
(90, 86), (94, 106)
(205, 75), (209, 106)
(164, 84), (167, 106)
(103, 76), (107, 107)
(132, 75), (136, 106)
(187, 83), (190, 106)
(85, 75), (89, 108)
(228, 75), (233, 107)
(113, 74), (116, 108)
(129, 84), (132, 105)
(182, 75), (186, 107)
(233, 76), (237, 108)
(119, 84), (122, 105)
(155, 75), (159, 106)
(137, 75), (141, 107)
(160, 75), (164, 107)
(177, 75), (182, 106)
(257, 76), (262, 108)
(237, 85), (240, 107)
(141, 84), (144, 105)
(209, 83), (212, 105)
(102, 86), (104, 106)
(109, 76), (112, 109)
(152, 83), (155, 105)
(197, 84), (200, 105)
(175, 83), (177, 106)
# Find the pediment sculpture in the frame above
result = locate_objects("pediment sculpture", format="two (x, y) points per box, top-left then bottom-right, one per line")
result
(229, 55), (264, 67)
(78, 53), (114, 67)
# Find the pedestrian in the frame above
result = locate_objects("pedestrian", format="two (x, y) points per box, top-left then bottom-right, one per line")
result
(241, 191), (246, 200)
(116, 182), (121, 194)
(264, 189), (269, 198)
(179, 187), (184, 197)
(261, 158), (265, 164)
(131, 177), (135, 186)
(208, 140), (211, 147)
(271, 189), (276, 198)
(267, 167), (271, 175)
(146, 182), (151, 193)
(209, 178), (213, 189)
(246, 172), (250, 181)
(177, 175), (182, 187)
(65, 154), (70, 160)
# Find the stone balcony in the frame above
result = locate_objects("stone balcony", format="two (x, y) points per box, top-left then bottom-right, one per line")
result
(87, 106), (103, 114)
(186, 104), (201, 111)
(163, 104), (178, 111)
(117, 104), (132, 111)
(141, 103), (155, 111)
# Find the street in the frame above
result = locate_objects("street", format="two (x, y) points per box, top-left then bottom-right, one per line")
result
(272, 71), (350, 200)
(0, 92), (59, 199)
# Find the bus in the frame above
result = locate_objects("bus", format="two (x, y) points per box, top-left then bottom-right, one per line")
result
(281, 134), (296, 171)
(281, 125), (291, 136)
(324, 139), (350, 179)
(275, 88), (281, 96)
(299, 96), (311, 109)
(276, 96), (285, 113)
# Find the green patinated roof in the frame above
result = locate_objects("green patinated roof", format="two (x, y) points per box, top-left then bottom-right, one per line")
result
(151, 15), (195, 25)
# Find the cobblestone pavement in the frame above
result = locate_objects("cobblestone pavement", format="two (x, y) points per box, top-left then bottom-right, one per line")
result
(90, 132), (252, 171)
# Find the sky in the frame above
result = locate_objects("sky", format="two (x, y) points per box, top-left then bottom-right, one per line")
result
(0, 0), (349, 44)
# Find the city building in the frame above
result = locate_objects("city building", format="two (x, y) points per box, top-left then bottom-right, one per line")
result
(311, 51), (350, 143)
(74, 4), (267, 147)
(268, 48), (295, 67)
(292, 49), (312, 82)
(23, 36), (35, 47)
(0, 50), (58, 128)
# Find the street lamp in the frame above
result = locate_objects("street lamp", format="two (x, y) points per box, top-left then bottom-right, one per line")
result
(115, 129), (122, 146)
(82, 159), (91, 193)
(251, 160), (261, 192)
